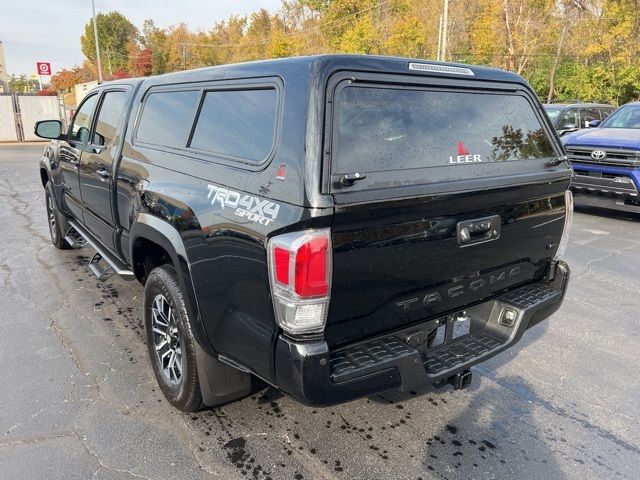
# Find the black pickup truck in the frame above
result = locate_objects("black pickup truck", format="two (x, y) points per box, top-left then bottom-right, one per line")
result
(36, 55), (572, 411)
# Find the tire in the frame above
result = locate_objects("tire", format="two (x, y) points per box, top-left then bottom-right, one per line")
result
(45, 183), (70, 250)
(143, 264), (204, 412)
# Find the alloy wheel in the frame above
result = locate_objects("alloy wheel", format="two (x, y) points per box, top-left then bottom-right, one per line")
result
(46, 194), (56, 240)
(151, 294), (183, 385)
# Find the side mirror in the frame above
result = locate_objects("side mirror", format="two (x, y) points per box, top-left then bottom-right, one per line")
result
(34, 120), (65, 140)
(587, 120), (601, 128)
(558, 125), (578, 136)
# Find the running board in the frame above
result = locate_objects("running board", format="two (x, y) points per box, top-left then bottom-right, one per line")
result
(64, 228), (87, 249)
(68, 220), (135, 281)
(89, 252), (113, 282)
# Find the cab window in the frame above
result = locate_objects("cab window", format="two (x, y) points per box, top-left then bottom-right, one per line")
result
(69, 94), (98, 144)
(556, 109), (579, 131)
(92, 91), (128, 146)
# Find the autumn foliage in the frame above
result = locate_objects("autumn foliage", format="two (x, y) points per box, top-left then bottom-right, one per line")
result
(50, 1), (640, 105)
(50, 62), (97, 92)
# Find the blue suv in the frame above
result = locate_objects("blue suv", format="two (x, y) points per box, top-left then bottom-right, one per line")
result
(564, 102), (640, 212)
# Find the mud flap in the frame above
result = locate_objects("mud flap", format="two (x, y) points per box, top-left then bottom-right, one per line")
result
(194, 342), (253, 407)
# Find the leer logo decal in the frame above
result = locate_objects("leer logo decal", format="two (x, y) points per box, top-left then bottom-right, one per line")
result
(449, 142), (482, 164)
(207, 185), (280, 226)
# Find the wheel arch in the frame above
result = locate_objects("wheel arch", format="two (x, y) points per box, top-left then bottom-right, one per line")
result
(39, 166), (49, 188)
(130, 213), (211, 354)
(39, 156), (65, 213)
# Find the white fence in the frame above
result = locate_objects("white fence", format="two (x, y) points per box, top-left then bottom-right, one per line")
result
(0, 94), (64, 142)
(18, 96), (62, 141)
(0, 96), (18, 142)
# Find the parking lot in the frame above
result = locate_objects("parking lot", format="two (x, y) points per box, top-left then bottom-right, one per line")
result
(0, 143), (639, 480)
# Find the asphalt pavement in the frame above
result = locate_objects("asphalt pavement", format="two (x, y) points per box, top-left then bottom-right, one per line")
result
(1, 144), (639, 480)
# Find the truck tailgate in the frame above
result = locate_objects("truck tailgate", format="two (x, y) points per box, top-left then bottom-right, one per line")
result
(325, 181), (568, 347)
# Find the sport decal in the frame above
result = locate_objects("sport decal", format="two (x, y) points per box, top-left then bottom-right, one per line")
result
(207, 184), (280, 226)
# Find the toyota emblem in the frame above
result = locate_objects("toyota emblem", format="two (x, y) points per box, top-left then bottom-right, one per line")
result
(591, 150), (607, 160)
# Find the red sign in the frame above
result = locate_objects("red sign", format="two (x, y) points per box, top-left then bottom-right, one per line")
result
(36, 62), (51, 76)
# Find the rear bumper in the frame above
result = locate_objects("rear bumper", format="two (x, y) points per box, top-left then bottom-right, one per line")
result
(274, 261), (569, 406)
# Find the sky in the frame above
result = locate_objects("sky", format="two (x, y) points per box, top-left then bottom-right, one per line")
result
(1, 0), (282, 76)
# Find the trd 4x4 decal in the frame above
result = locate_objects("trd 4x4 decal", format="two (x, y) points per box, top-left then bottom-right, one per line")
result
(207, 184), (280, 226)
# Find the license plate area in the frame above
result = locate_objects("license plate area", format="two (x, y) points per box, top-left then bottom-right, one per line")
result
(428, 311), (472, 348)
(414, 299), (520, 355)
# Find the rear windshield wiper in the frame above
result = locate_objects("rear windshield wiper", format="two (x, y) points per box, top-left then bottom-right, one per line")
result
(546, 155), (569, 167)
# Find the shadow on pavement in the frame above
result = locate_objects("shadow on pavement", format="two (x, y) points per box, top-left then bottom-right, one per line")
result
(419, 373), (567, 479)
(574, 204), (640, 222)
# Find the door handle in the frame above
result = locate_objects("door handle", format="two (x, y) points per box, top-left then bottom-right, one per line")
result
(96, 168), (111, 179)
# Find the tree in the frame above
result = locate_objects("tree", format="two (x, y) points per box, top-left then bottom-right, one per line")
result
(50, 62), (96, 92)
(384, 16), (429, 57)
(163, 24), (195, 71)
(142, 20), (169, 75)
(8, 74), (39, 92)
(108, 69), (131, 80)
(64, 0), (640, 105)
(320, 0), (376, 49)
(339, 15), (379, 53)
(50, 69), (79, 92)
(134, 48), (153, 76)
(81, 11), (138, 75)
(126, 41), (153, 77)
(266, 30), (298, 58)
(209, 15), (248, 65)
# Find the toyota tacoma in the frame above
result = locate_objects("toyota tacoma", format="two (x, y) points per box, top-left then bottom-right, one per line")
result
(35, 55), (572, 411)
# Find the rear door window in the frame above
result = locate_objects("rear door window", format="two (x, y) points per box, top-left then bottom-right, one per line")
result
(331, 85), (554, 189)
(136, 90), (200, 148)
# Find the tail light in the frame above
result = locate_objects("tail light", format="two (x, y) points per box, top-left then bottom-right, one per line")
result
(556, 190), (574, 258)
(268, 229), (332, 336)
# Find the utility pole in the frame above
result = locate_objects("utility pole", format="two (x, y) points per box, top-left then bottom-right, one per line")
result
(441, 0), (449, 62)
(437, 14), (444, 61)
(91, 0), (103, 83)
(182, 45), (187, 70)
